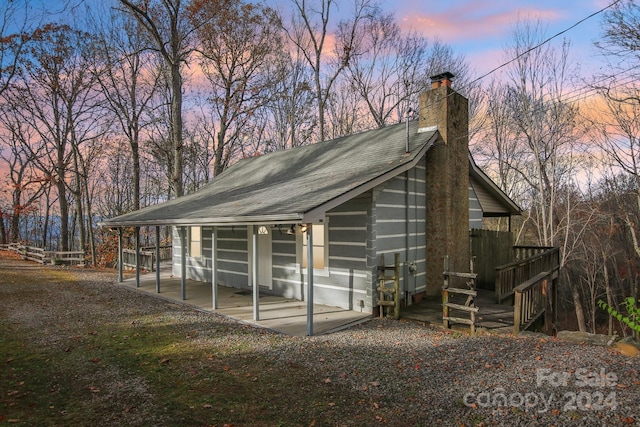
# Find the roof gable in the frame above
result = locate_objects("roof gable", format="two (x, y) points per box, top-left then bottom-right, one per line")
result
(468, 154), (521, 216)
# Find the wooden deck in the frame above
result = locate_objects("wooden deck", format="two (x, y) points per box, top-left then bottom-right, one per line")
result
(121, 270), (371, 337)
(401, 289), (515, 334)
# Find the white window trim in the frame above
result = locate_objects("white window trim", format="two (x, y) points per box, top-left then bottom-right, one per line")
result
(297, 219), (329, 277)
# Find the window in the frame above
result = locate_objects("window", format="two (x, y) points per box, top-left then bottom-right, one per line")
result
(190, 226), (202, 258)
(302, 224), (325, 269)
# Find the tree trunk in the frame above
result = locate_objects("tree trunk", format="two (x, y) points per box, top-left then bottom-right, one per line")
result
(0, 208), (6, 244)
(572, 286), (587, 332)
(56, 178), (69, 252)
(603, 260), (614, 336)
(171, 62), (183, 197)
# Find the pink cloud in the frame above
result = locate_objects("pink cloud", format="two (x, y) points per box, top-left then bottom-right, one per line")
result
(396, 2), (563, 43)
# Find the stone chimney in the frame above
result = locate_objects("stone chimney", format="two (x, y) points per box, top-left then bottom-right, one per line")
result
(420, 72), (470, 295)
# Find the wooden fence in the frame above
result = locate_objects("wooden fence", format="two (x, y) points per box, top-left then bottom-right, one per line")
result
(1, 243), (85, 266)
(470, 229), (513, 290)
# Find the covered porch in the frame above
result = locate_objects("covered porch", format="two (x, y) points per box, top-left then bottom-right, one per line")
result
(121, 268), (371, 337)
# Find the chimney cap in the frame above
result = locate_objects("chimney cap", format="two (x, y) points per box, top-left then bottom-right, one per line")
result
(430, 72), (455, 83)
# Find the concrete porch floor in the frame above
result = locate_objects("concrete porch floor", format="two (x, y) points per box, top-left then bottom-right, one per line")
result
(121, 271), (371, 337)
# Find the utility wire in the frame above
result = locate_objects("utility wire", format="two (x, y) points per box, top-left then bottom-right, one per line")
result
(465, 0), (625, 88)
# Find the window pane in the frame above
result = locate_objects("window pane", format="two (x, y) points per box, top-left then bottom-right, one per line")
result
(190, 226), (202, 257)
(302, 224), (325, 269)
(312, 224), (324, 246)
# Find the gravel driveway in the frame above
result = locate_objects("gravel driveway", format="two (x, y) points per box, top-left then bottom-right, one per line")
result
(1, 254), (639, 426)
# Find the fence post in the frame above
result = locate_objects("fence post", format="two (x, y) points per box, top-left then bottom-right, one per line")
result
(513, 291), (522, 334)
(442, 255), (450, 329)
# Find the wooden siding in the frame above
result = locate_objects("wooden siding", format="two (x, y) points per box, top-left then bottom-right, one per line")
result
(373, 159), (427, 300)
(470, 175), (511, 215)
(469, 185), (483, 229)
(271, 227), (302, 300)
(173, 226), (250, 289)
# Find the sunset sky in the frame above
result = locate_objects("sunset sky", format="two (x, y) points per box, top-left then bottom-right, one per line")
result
(375, 0), (613, 77)
(24, 0), (615, 79)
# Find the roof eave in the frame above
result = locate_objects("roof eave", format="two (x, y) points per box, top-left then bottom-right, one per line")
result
(99, 213), (305, 228)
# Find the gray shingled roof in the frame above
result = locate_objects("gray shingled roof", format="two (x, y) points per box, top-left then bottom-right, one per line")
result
(101, 121), (439, 227)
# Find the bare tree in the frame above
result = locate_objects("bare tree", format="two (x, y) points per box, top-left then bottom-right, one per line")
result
(92, 7), (163, 211)
(345, 9), (472, 129)
(8, 24), (103, 251)
(284, 0), (379, 142)
(0, 102), (48, 244)
(0, 0), (30, 98)
(117, 0), (197, 197)
(189, 0), (284, 176)
(262, 50), (317, 151)
(476, 19), (590, 329)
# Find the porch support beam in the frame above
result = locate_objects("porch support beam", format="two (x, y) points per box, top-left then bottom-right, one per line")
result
(211, 228), (218, 310)
(306, 223), (314, 336)
(117, 228), (123, 283)
(252, 226), (259, 321)
(155, 226), (161, 293)
(180, 226), (186, 300)
(135, 226), (140, 288)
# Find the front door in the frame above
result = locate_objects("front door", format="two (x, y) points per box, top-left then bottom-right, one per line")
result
(257, 225), (273, 289)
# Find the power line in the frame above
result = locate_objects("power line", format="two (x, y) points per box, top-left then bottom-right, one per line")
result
(466, 0), (624, 88)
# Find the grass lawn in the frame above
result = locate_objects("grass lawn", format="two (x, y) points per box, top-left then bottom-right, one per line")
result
(0, 256), (367, 426)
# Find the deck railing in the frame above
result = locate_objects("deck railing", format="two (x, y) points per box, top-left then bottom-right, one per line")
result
(122, 245), (172, 271)
(513, 270), (557, 334)
(494, 247), (560, 304)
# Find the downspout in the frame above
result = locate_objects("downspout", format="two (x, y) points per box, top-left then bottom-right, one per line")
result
(405, 170), (411, 306)
(180, 227), (186, 300)
(404, 109), (413, 305)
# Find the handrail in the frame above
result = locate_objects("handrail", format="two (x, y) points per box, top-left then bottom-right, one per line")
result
(495, 247), (560, 304)
(122, 245), (172, 271)
(512, 246), (554, 261)
(513, 271), (554, 334)
(140, 245), (173, 261)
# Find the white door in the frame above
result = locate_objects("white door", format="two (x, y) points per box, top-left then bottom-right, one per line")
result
(257, 226), (272, 289)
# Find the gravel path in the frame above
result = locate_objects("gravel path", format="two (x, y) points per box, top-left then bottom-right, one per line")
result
(1, 254), (639, 426)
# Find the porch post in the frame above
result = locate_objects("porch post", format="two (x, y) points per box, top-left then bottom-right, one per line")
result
(211, 227), (218, 310)
(252, 226), (259, 321)
(135, 226), (140, 288)
(117, 228), (123, 283)
(306, 223), (314, 336)
(180, 226), (187, 300)
(155, 226), (161, 293)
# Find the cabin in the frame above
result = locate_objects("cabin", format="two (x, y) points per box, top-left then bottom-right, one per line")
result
(103, 73), (538, 336)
